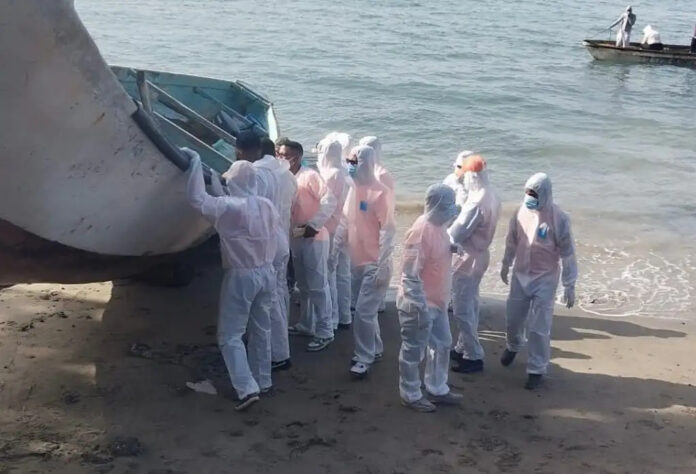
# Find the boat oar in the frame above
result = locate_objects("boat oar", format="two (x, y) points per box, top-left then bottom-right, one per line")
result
(588, 26), (612, 39)
(128, 68), (215, 184)
(131, 100), (214, 184)
(136, 70), (154, 114)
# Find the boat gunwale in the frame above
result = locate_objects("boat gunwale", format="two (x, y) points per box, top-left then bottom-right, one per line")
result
(111, 65), (274, 105)
(582, 39), (695, 57)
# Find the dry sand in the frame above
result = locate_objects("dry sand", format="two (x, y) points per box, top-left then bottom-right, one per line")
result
(1, 263), (695, 473)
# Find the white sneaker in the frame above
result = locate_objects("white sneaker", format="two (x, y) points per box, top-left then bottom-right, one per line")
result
(288, 325), (314, 337)
(234, 392), (260, 411)
(426, 390), (463, 406)
(306, 336), (333, 352)
(350, 352), (383, 366)
(401, 397), (437, 413)
(349, 362), (369, 379)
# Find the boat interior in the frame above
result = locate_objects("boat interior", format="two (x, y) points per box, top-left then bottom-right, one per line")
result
(111, 66), (275, 173)
(584, 39), (694, 54)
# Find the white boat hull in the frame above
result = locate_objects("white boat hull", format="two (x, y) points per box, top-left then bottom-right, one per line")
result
(583, 40), (696, 67)
(0, 0), (213, 258)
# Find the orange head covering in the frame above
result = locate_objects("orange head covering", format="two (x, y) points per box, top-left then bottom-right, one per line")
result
(455, 153), (486, 177)
(461, 154), (486, 172)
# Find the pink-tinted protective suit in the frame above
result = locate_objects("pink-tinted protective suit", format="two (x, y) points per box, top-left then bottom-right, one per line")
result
(397, 184), (459, 403)
(290, 166), (337, 340)
(317, 137), (352, 328)
(334, 145), (395, 366)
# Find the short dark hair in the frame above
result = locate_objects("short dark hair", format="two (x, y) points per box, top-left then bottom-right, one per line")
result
(275, 136), (291, 147)
(260, 137), (275, 156)
(283, 140), (303, 157)
(236, 130), (261, 151)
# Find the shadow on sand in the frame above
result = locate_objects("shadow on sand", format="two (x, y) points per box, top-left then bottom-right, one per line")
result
(4, 269), (694, 473)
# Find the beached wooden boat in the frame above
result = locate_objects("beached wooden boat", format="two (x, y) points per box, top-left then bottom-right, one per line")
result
(0, 1), (279, 284)
(583, 39), (696, 67)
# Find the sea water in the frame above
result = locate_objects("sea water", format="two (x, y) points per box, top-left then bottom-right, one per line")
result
(77, 0), (696, 319)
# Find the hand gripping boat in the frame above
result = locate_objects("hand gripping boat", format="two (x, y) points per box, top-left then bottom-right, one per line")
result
(0, 1), (280, 284)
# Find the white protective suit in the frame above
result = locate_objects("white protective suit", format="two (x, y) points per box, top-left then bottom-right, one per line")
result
(610, 6), (636, 48)
(290, 165), (337, 341)
(501, 173), (578, 375)
(448, 155), (501, 362)
(325, 131), (352, 159)
(358, 136), (395, 314)
(641, 25), (661, 46)
(397, 184), (460, 403)
(334, 145), (395, 369)
(442, 150), (474, 208)
(317, 137), (352, 329)
(252, 155), (298, 363)
(185, 152), (278, 399)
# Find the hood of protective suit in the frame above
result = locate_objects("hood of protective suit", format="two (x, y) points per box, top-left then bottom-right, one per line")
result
(454, 150), (474, 177)
(425, 184), (459, 226)
(359, 136), (383, 164)
(350, 145), (377, 186)
(325, 132), (352, 159)
(222, 161), (258, 197)
(316, 138), (343, 177)
(643, 24), (656, 35)
(461, 154), (490, 193)
(524, 172), (553, 210)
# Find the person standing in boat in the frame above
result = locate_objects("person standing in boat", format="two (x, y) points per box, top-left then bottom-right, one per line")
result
(640, 25), (663, 50)
(280, 140), (337, 352)
(691, 25), (696, 54)
(609, 5), (636, 48)
(184, 149), (278, 411)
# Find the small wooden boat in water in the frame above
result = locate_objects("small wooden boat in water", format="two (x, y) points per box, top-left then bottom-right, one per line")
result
(583, 39), (696, 67)
(0, 1), (280, 284)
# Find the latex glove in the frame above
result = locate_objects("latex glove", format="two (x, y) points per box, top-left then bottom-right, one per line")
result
(500, 266), (509, 285)
(303, 226), (319, 238)
(563, 286), (575, 308)
(180, 147), (199, 169)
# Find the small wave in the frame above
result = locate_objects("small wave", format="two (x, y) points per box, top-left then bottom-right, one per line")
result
(474, 242), (694, 320)
(576, 247), (694, 319)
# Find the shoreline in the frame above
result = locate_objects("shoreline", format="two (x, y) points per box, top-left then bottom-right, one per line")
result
(1, 265), (694, 473)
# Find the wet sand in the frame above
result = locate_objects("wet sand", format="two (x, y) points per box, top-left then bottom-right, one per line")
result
(1, 262), (695, 474)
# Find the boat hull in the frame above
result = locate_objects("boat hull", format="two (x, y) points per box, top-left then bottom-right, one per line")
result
(0, 217), (221, 285)
(0, 0), (216, 259)
(583, 40), (696, 67)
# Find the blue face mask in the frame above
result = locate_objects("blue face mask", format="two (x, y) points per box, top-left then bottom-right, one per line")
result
(300, 158), (308, 168)
(524, 195), (539, 210)
(347, 163), (358, 177)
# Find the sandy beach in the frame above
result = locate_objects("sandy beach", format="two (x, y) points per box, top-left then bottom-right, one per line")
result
(1, 259), (694, 474)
